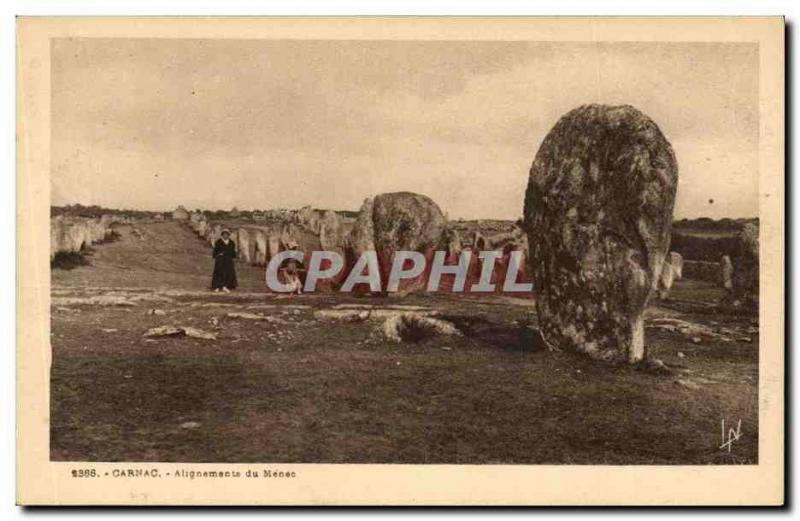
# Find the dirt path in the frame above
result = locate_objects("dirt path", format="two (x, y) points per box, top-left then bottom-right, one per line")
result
(52, 221), (269, 292)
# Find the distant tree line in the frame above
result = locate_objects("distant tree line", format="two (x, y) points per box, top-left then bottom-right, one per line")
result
(669, 233), (740, 262)
(667, 217), (758, 262)
(195, 208), (359, 220)
(672, 217), (758, 231)
(200, 209), (248, 219)
(51, 204), (164, 219)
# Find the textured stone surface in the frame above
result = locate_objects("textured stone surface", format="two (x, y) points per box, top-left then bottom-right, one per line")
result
(50, 216), (114, 259)
(318, 210), (346, 252)
(236, 228), (251, 263)
(373, 192), (446, 293)
(524, 104), (678, 362)
(347, 192), (446, 293)
(349, 198), (377, 256)
(472, 231), (490, 251)
(252, 230), (268, 265)
(720, 255), (734, 290)
(658, 252), (683, 298)
(206, 224), (222, 246)
(381, 313), (461, 343)
(441, 227), (462, 257)
(279, 223), (302, 251)
(372, 192), (446, 256)
(731, 223), (759, 302)
(266, 233), (281, 263)
(667, 251), (683, 279)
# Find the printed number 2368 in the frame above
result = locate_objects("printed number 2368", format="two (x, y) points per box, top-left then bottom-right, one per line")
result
(71, 469), (98, 478)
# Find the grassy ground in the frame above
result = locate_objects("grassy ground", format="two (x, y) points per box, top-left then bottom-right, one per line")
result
(50, 222), (758, 464)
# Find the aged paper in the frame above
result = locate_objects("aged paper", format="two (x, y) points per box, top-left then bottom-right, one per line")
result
(17, 16), (784, 505)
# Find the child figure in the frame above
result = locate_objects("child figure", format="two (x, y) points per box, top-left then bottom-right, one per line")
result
(281, 257), (303, 295)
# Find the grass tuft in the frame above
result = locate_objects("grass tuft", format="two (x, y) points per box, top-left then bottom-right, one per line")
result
(51, 251), (91, 270)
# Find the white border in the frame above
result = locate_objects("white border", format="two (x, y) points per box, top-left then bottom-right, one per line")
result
(5, 1), (795, 519)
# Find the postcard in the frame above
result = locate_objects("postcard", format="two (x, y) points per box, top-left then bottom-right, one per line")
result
(16, 16), (784, 505)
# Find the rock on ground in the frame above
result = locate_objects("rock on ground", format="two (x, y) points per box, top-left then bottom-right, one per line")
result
(315, 307), (437, 321)
(52, 293), (173, 307)
(226, 312), (269, 321)
(142, 325), (217, 340)
(524, 104), (678, 363)
(647, 316), (753, 343)
(380, 313), (461, 343)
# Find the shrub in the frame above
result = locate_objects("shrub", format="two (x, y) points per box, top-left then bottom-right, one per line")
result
(51, 251), (90, 270)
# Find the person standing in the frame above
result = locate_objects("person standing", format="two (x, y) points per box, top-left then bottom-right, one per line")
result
(211, 229), (238, 292)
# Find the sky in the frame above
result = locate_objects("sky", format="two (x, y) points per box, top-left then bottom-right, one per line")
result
(51, 39), (759, 220)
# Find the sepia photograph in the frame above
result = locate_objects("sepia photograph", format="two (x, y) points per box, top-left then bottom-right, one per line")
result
(16, 16), (784, 505)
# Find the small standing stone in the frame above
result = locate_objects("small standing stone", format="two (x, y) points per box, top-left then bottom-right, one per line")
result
(731, 223), (759, 304)
(720, 255), (734, 291)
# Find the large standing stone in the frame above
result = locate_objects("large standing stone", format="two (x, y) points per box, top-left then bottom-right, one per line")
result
(372, 192), (446, 256)
(524, 104), (678, 363)
(348, 192), (446, 293)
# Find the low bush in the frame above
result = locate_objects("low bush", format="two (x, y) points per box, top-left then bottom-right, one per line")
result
(51, 251), (90, 270)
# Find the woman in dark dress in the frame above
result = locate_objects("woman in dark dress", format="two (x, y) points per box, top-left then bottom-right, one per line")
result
(211, 229), (237, 292)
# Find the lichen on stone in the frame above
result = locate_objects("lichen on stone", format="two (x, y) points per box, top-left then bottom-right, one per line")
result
(524, 104), (678, 363)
